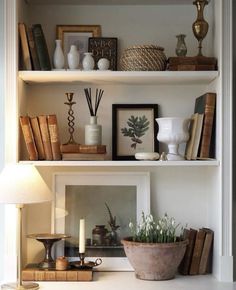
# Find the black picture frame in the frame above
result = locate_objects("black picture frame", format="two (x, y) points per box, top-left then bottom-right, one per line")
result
(112, 104), (158, 160)
(88, 37), (118, 70)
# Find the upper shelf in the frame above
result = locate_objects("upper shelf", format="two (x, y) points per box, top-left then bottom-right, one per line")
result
(19, 70), (218, 86)
(25, 0), (195, 6)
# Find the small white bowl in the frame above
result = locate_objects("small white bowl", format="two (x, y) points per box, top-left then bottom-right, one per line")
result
(135, 152), (159, 161)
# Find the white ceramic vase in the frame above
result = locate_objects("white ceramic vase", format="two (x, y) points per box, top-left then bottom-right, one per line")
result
(53, 39), (65, 69)
(97, 58), (110, 70)
(82, 52), (95, 71)
(67, 45), (80, 70)
(85, 116), (102, 145)
(156, 117), (190, 161)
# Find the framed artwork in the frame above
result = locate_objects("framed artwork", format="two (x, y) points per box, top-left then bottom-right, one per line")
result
(88, 37), (118, 70)
(56, 25), (101, 67)
(112, 104), (158, 160)
(52, 172), (150, 271)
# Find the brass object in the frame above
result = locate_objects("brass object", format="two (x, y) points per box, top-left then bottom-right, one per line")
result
(56, 256), (69, 270)
(70, 253), (102, 270)
(192, 0), (209, 56)
(64, 92), (78, 144)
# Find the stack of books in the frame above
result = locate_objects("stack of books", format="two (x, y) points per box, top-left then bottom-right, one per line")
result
(20, 114), (61, 161)
(185, 92), (216, 160)
(168, 56), (217, 71)
(179, 228), (214, 275)
(61, 144), (107, 161)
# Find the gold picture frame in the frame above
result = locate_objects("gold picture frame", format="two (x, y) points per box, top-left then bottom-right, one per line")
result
(56, 25), (101, 67)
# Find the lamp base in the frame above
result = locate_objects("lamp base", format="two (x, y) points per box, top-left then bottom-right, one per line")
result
(1, 282), (39, 290)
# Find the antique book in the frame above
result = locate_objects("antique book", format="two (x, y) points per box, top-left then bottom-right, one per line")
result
(168, 56), (217, 66)
(27, 26), (40, 70)
(62, 153), (107, 161)
(179, 228), (197, 275)
(79, 144), (106, 154)
(47, 114), (61, 160)
(199, 228), (214, 274)
(19, 116), (38, 160)
(32, 24), (51, 70)
(88, 37), (118, 70)
(185, 113), (204, 160)
(22, 264), (92, 281)
(38, 115), (53, 160)
(60, 143), (81, 154)
(189, 229), (206, 275)
(18, 23), (32, 70)
(168, 64), (216, 71)
(194, 92), (216, 159)
(30, 116), (45, 160)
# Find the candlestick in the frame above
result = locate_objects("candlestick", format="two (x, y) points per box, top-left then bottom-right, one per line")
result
(79, 218), (85, 253)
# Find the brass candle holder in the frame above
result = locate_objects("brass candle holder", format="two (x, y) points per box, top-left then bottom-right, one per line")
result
(70, 252), (102, 270)
(192, 0), (209, 56)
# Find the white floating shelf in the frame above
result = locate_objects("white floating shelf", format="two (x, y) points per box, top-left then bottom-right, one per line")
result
(19, 160), (219, 167)
(18, 70), (218, 86)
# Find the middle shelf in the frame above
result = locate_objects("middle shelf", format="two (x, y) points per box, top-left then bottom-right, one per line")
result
(18, 70), (219, 85)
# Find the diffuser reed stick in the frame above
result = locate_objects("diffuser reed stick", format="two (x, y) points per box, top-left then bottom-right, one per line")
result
(84, 88), (104, 116)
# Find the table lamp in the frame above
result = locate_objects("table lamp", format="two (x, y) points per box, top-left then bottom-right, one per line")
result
(0, 164), (53, 290)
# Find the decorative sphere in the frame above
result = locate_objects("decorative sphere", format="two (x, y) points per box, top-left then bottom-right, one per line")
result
(97, 58), (110, 70)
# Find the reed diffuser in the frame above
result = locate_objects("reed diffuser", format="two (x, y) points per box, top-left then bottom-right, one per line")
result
(84, 88), (104, 145)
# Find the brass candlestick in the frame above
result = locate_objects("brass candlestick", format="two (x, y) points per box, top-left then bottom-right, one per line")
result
(64, 92), (78, 144)
(192, 0), (209, 56)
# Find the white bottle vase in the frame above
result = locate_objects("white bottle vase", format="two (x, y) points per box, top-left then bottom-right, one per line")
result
(82, 52), (95, 71)
(156, 117), (190, 161)
(67, 45), (80, 70)
(85, 116), (102, 145)
(53, 39), (65, 69)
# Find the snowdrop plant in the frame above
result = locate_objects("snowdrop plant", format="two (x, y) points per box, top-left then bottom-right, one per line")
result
(129, 212), (183, 243)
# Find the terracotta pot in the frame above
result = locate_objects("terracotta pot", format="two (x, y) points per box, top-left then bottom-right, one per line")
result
(121, 237), (188, 281)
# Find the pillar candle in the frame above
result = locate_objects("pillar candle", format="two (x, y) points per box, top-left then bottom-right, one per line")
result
(79, 218), (85, 253)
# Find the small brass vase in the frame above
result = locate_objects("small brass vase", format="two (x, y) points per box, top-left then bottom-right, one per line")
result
(192, 0), (209, 56)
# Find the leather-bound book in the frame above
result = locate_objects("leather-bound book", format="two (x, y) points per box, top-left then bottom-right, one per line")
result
(32, 24), (51, 70)
(27, 26), (40, 70)
(18, 23), (32, 70)
(194, 92), (216, 159)
(199, 228), (214, 274)
(19, 116), (38, 160)
(38, 115), (53, 160)
(47, 114), (61, 160)
(30, 116), (45, 160)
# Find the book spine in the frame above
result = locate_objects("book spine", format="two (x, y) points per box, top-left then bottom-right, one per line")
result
(47, 114), (61, 160)
(27, 27), (41, 70)
(179, 228), (197, 275)
(18, 23), (32, 70)
(189, 229), (206, 275)
(168, 64), (216, 71)
(199, 93), (216, 158)
(19, 116), (38, 160)
(38, 115), (53, 160)
(198, 229), (214, 274)
(30, 117), (45, 160)
(32, 24), (51, 70)
(79, 145), (106, 154)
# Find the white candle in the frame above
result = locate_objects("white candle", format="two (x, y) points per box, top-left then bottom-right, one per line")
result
(79, 218), (85, 253)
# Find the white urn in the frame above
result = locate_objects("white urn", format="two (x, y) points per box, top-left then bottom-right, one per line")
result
(82, 52), (95, 71)
(156, 117), (190, 161)
(67, 45), (80, 70)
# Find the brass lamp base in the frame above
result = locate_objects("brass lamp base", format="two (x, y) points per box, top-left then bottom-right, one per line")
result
(1, 282), (39, 290)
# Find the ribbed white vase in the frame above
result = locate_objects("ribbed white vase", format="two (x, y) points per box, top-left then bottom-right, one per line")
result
(82, 52), (95, 71)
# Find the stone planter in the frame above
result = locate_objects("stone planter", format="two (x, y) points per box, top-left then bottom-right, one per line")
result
(121, 237), (188, 281)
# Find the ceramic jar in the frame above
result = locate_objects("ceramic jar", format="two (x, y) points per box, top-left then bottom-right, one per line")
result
(67, 45), (80, 70)
(92, 225), (108, 246)
(85, 116), (102, 145)
(82, 52), (95, 70)
(53, 39), (65, 69)
(97, 58), (110, 70)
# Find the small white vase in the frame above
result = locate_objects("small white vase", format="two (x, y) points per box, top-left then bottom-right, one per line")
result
(85, 116), (102, 145)
(53, 39), (65, 69)
(67, 45), (80, 70)
(156, 117), (190, 161)
(82, 52), (95, 71)
(97, 58), (110, 70)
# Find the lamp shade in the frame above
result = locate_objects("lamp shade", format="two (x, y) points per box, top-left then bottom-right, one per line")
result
(0, 164), (53, 204)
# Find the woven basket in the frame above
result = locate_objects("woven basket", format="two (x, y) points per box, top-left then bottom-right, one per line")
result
(120, 45), (167, 71)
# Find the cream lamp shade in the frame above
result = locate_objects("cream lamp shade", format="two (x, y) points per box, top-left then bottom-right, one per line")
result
(0, 163), (52, 204)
